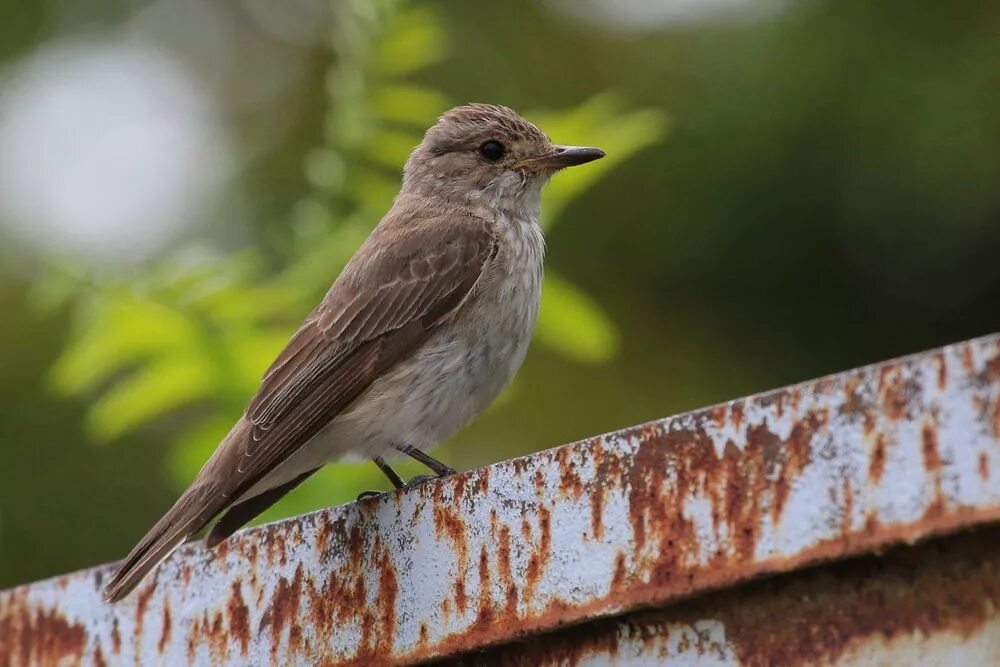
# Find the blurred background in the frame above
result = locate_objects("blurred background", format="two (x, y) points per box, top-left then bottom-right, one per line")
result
(1, 0), (999, 589)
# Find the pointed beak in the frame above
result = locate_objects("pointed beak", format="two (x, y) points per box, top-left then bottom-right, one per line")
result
(514, 145), (606, 171)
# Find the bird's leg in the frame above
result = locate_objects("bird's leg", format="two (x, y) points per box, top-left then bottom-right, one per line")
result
(373, 456), (407, 488)
(395, 444), (457, 477)
(357, 456), (406, 501)
(358, 448), (456, 500)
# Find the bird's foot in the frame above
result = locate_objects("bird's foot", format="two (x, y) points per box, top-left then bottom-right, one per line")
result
(402, 474), (441, 489)
(357, 469), (455, 501)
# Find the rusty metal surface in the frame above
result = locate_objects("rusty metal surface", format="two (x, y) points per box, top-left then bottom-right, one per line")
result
(445, 526), (1000, 666)
(2, 333), (1000, 666)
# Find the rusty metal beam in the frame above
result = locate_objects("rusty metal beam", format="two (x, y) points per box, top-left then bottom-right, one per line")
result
(448, 526), (1000, 666)
(3, 334), (1000, 665)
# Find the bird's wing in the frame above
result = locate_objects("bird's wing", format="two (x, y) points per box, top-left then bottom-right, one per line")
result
(103, 208), (495, 602)
(229, 208), (497, 498)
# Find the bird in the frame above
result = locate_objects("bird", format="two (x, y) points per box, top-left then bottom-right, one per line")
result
(103, 103), (605, 602)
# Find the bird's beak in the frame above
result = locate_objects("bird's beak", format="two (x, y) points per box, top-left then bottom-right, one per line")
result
(514, 145), (606, 171)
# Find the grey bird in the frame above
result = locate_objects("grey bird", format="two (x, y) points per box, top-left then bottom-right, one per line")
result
(103, 104), (604, 602)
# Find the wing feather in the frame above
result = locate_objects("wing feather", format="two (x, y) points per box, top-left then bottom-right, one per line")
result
(228, 208), (495, 499)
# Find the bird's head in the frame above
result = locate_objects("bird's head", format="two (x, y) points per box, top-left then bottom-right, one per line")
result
(402, 103), (604, 208)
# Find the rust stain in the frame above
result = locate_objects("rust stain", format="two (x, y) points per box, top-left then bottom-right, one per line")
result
(208, 609), (230, 663)
(863, 411), (875, 437)
(985, 349), (1000, 384)
(588, 439), (609, 542)
(869, 435), (887, 483)
(454, 579), (468, 616)
(474, 467), (490, 496)
(773, 413), (817, 521)
(94, 644), (108, 667)
(520, 518), (532, 544)
(316, 512), (337, 556)
(841, 372), (864, 418)
(922, 424), (942, 473)
(376, 547), (399, 654)
(259, 563), (305, 660)
(523, 507), (552, 604)
(134, 582), (154, 637)
(612, 552), (628, 589)
(111, 617), (121, 654)
(511, 457), (529, 476)
(979, 452), (990, 482)
(433, 484), (469, 614)
(186, 618), (197, 664)
(157, 599), (172, 654)
(879, 367), (910, 421)
(228, 581), (251, 656)
(347, 524), (364, 571)
(993, 393), (1000, 441)
(453, 475), (468, 505)
(961, 344), (975, 372)
(842, 475), (854, 532)
(132, 581), (156, 659)
(474, 546), (495, 630)
(497, 524), (518, 617)
(247, 542), (259, 571)
(441, 598), (451, 623)
(556, 446), (585, 500)
(215, 538), (231, 562)
(433, 482), (470, 616)
(0, 590), (87, 667)
(532, 469), (545, 497)
(712, 405), (727, 429)
(589, 484), (604, 542)
(730, 402), (745, 432)
(922, 423), (945, 516)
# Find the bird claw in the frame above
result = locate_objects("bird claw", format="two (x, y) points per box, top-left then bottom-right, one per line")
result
(403, 474), (439, 488)
(357, 470), (454, 501)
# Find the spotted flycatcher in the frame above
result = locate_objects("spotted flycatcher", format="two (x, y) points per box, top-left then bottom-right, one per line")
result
(104, 104), (604, 601)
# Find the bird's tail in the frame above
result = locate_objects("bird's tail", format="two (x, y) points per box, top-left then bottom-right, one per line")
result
(103, 481), (222, 603)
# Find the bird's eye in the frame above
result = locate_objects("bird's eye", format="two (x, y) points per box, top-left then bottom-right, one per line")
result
(479, 140), (506, 162)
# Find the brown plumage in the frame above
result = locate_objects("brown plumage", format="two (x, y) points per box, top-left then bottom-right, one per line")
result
(103, 104), (603, 602)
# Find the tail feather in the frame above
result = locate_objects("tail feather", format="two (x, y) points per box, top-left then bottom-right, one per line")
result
(205, 466), (319, 548)
(103, 484), (221, 603)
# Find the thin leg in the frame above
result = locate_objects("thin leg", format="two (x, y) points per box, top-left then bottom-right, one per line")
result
(395, 445), (457, 477)
(358, 457), (407, 501)
(373, 456), (406, 489)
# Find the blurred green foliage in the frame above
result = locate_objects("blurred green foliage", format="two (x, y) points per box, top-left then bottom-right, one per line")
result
(47, 0), (666, 517)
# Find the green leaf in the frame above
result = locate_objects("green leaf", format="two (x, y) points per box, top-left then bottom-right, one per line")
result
(85, 354), (216, 442)
(535, 270), (620, 365)
(372, 84), (448, 126)
(52, 295), (197, 394)
(367, 128), (422, 170)
(374, 6), (448, 76)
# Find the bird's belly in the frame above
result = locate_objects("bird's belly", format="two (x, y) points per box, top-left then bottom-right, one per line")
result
(330, 307), (536, 459)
